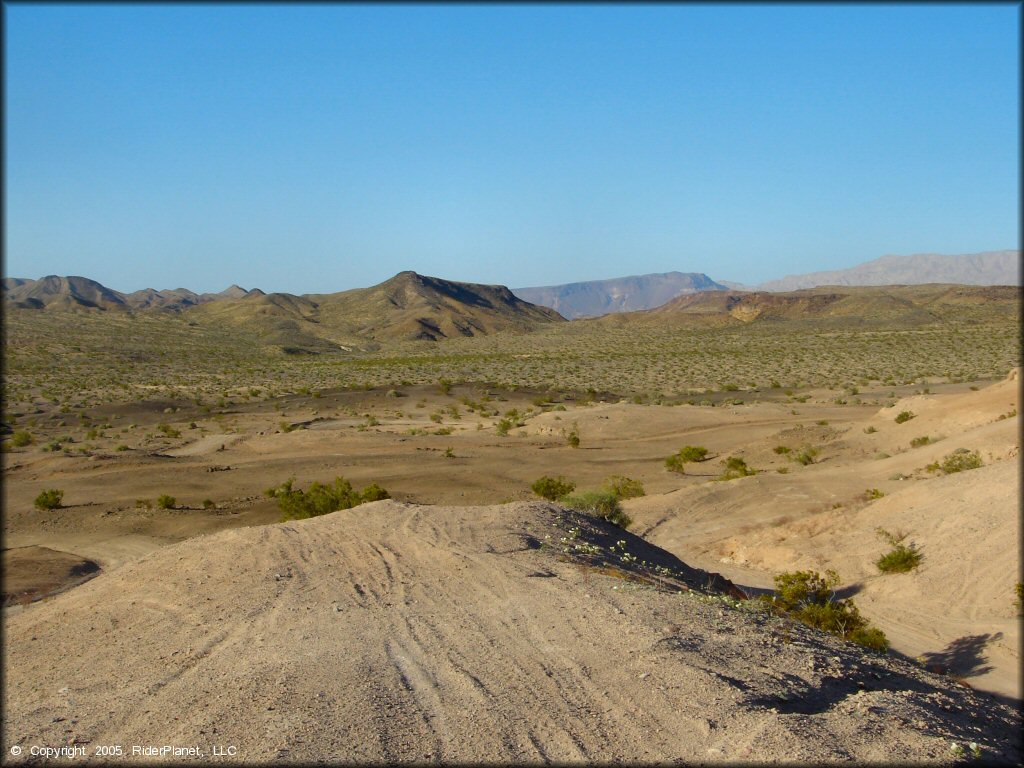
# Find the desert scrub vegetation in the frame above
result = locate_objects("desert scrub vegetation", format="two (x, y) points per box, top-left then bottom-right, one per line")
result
(33, 488), (64, 511)
(10, 430), (33, 447)
(926, 448), (983, 474)
(559, 490), (632, 529)
(156, 494), (176, 510)
(909, 435), (932, 448)
(791, 446), (819, 466)
(875, 528), (923, 573)
(531, 475), (576, 501)
(5, 301), (1019, 414)
(602, 475), (645, 499)
(894, 410), (916, 424)
(717, 456), (756, 480)
(265, 476), (390, 521)
(761, 569), (889, 652)
(664, 445), (709, 474)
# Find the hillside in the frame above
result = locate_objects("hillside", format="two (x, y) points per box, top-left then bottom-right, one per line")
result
(513, 271), (727, 318)
(312, 271), (565, 341)
(758, 250), (1020, 292)
(2, 275), (264, 311)
(4, 500), (1020, 763)
(638, 284), (1021, 327)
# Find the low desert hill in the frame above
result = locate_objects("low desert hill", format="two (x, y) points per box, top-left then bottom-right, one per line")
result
(633, 284), (1021, 327)
(2, 275), (264, 311)
(189, 271), (565, 352)
(4, 500), (1020, 763)
(312, 270), (565, 341)
(758, 250), (1020, 292)
(513, 271), (727, 319)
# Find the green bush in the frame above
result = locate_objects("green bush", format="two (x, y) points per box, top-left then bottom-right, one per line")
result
(202, 498), (216, 509)
(11, 430), (33, 447)
(877, 544), (923, 573)
(864, 488), (885, 500)
(665, 445), (709, 474)
(772, 445), (791, 455)
(718, 456), (756, 480)
(602, 475), (645, 499)
(792, 446), (819, 465)
(560, 490), (632, 529)
(863, 425), (878, 434)
(495, 418), (513, 436)
(934, 448), (983, 474)
(157, 494), (176, 510)
(565, 422), (580, 448)
(894, 411), (915, 424)
(531, 475), (576, 501)
(909, 435), (932, 448)
(34, 488), (64, 510)
(761, 569), (889, 652)
(268, 476), (389, 521)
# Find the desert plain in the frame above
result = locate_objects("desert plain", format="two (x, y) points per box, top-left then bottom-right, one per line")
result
(2, 276), (1022, 763)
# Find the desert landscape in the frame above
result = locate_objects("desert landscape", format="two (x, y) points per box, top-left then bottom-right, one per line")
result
(2, 265), (1022, 763)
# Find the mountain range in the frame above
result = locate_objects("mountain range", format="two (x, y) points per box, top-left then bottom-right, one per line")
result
(4, 251), (1019, 351)
(512, 272), (728, 319)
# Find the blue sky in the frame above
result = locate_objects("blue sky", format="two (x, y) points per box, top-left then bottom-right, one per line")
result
(4, 4), (1019, 294)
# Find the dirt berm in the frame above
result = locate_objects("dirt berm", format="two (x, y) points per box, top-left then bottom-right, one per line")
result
(4, 501), (1020, 763)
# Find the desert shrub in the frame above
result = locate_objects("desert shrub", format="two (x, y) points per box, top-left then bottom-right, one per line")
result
(792, 446), (819, 465)
(11, 430), (33, 447)
(602, 475), (645, 499)
(157, 423), (181, 438)
(202, 498), (216, 509)
(437, 378), (452, 395)
(34, 488), (64, 510)
(268, 476), (389, 520)
(773, 445), (791, 455)
(531, 475), (576, 501)
(495, 418), (513, 436)
(863, 425), (877, 434)
(565, 422), (580, 448)
(864, 488), (885, 500)
(560, 491), (632, 529)
(1016, 582), (1023, 613)
(156, 494), (176, 510)
(360, 483), (391, 502)
(909, 435), (932, 448)
(665, 445), (709, 474)
(894, 411), (915, 424)
(761, 569), (889, 652)
(718, 456), (756, 480)
(933, 448), (983, 474)
(877, 544), (923, 573)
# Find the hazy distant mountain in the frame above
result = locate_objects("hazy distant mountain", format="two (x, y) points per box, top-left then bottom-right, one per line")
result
(513, 272), (728, 319)
(4, 277), (264, 311)
(757, 250), (1020, 292)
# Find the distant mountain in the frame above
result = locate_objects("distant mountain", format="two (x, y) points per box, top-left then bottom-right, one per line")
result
(3, 277), (264, 311)
(757, 250), (1020, 292)
(513, 272), (728, 319)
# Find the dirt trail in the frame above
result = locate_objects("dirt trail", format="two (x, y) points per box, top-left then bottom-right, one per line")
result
(4, 501), (1020, 764)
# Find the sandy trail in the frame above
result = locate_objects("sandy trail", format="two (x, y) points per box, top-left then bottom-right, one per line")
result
(4, 501), (1021, 764)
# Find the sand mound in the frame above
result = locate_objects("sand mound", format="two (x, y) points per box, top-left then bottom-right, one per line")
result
(4, 501), (1020, 764)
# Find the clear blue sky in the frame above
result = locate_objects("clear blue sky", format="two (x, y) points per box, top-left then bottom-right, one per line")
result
(5, 4), (1019, 294)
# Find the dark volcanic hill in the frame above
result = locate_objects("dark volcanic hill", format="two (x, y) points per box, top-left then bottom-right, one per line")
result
(513, 272), (727, 319)
(757, 250), (1020, 292)
(186, 271), (566, 352)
